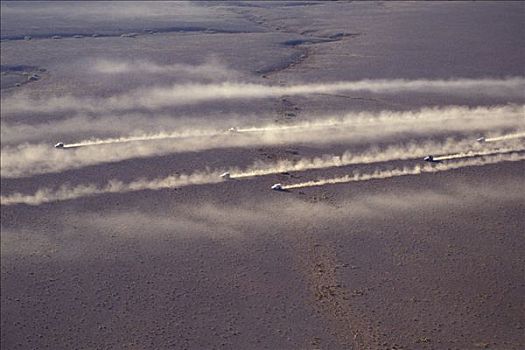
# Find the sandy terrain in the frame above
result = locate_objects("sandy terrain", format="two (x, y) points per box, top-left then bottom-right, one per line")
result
(1, 2), (524, 349)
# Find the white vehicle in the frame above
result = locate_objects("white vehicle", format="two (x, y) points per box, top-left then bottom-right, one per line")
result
(476, 137), (486, 143)
(228, 127), (239, 133)
(220, 172), (231, 180)
(271, 183), (283, 191)
(424, 155), (440, 163)
(54, 142), (64, 149)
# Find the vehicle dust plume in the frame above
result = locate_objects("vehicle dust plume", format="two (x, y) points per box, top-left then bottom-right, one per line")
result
(1, 105), (523, 178)
(64, 129), (220, 148)
(432, 147), (524, 161)
(484, 132), (525, 143)
(2, 77), (524, 115)
(3, 151), (523, 206)
(282, 153), (525, 190)
(0, 171), (223, 206)
(50, 104), (524, 149)
(3, 104), (519, 147)
(228, 138), (498, 179)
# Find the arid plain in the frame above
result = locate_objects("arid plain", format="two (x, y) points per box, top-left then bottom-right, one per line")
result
(1, 2), (524, 349)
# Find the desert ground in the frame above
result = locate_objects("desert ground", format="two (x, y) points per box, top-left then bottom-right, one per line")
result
(1, 1), (524, 349)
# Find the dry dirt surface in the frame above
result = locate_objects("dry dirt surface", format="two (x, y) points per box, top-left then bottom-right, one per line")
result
(1, 2), (524, 349)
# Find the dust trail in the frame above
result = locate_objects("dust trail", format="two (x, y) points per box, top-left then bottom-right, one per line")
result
(3, 152), (524, 206)
(2, 77), (524, 115)
(229, 139), (507, 179)
(0, 172), (223, 206)
(19, 104), (525, 150)
(433, 148), (524, 161)
(2, 104), (522, 147)
(0, 113), (211, 146)
(282, 153), (525, 190)
(484, 132), (525, 143)
(2, 105), (524, 178)
(64, 129), (220, 148)
(65, 104), (522, 148)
